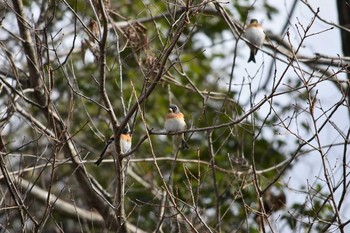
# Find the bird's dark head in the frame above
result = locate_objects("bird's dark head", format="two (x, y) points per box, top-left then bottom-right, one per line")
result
(250, 19), (259, 24)
(122, 127), (131, 135)
(169, 104), (179, 113)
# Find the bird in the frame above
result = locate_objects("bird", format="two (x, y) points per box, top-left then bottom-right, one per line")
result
(244, 19), (265, 63)
(94, 127), (132, 166)
(165, 104), (189, 150)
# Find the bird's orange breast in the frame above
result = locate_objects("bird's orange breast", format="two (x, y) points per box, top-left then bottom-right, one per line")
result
(166, 112), (184, 119)
(120, 134), (131, 142)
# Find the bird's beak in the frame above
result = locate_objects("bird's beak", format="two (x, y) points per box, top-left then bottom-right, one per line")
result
(169, 108), (172, 112)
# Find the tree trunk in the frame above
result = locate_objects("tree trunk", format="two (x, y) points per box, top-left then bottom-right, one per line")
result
(336, 0), (350, 113)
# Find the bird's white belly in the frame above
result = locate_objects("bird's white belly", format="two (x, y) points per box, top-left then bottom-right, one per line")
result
(120, 139), (131, 154)
(245, 28), (265, 47)
(165, 118), (186, 132)
(105, 140), (131, 155)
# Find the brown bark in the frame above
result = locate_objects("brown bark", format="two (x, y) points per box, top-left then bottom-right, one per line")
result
(12, 0), (47, 106)
(337, 0), (350, 58)
(336, 0), (350, 112)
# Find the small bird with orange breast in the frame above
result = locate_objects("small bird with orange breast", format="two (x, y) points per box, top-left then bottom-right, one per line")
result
(244, 19), (265, 63)
(94, 127), (132, 166)
(165, 104), (189, 150)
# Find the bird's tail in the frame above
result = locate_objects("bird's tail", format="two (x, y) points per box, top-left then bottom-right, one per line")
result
(180, 139), (190, 150)
(248, 49), (256, 63)
(94, 157), (103, 166)
(95, 140), (112, 166)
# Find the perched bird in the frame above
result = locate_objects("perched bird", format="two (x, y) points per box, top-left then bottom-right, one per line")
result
(165, 104), (189, 150)
(94, 127), (132, 166)
(244, 19), (265, 63)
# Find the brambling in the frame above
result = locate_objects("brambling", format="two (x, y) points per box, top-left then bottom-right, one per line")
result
(94, 127), (132, 166)
(165, 104), (189, 150)
(244, 19), (265, 63)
